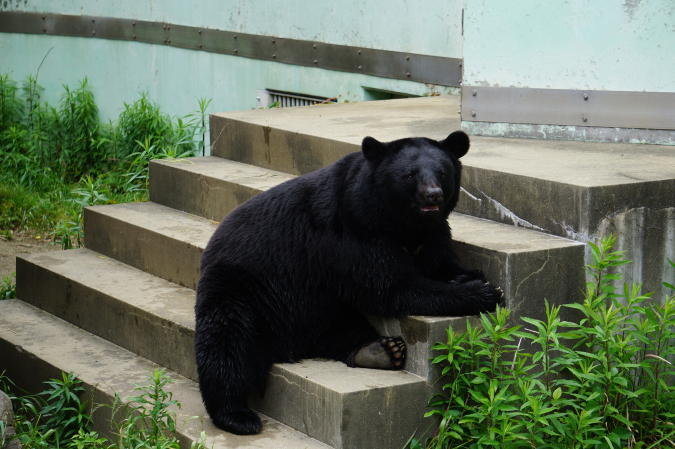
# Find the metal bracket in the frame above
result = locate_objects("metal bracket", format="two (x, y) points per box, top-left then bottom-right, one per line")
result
(461, 86), (675, 130)
(0, 11), (462, 87)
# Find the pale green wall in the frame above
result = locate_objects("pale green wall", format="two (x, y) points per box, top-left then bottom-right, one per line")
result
(463, 0), (675, 92)
(0, 1), (463, 129)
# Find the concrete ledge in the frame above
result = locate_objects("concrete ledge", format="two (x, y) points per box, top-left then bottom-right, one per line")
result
(0, 299), (331, 449)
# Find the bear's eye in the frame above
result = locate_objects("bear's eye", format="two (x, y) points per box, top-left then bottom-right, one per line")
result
(440, 172), (446, 179)
(405, 173), (414, 181)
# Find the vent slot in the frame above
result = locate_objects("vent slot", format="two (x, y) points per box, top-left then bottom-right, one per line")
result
(256, 89), (334, 108)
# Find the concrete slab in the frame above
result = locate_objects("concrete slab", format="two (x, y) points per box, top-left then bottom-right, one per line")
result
(16, 248), (198, 380)
(150, 157), (295, 222)
(13, 250), (430, 449)
(0, 299), (331, 449)
(84, 202), (217, 290)
(209, 96), (675, 298)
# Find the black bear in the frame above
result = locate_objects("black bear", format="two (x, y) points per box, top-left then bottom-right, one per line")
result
(194, 131), (503, 435)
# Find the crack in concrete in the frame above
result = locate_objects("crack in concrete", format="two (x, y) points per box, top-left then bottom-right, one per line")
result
(513, 253), (549, 308)
(460, 187), (481, 202)
(475, 188), (548, 232)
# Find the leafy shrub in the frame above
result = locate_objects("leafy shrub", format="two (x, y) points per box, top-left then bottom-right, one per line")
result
(412, 235), (675, 449)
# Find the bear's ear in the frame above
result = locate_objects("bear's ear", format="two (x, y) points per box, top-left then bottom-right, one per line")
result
(439, 131), (470, 159)
(361, 136), (388, 161)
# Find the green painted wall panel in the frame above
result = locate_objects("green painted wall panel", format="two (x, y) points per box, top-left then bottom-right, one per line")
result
(464, 0), (675, 92)
(1, 0), (463, 58)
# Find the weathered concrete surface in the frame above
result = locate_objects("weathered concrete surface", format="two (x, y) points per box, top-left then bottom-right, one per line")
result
(13, 250), (433, 449)
(0, 299), (331, 449)
(210, 96), (461, 175)
(149, 157), (295, 222)
(249, 360), (426, 449)
(84, 202), (217, 290)
(16, 248), (198, 380)
(209, 96), (675, 301)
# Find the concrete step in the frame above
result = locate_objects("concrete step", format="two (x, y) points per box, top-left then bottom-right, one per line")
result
(14, 249), (428, 449)
(108, 161), (585, 380)
(209, 96), (675, 296)
(0, 299), (331, 449)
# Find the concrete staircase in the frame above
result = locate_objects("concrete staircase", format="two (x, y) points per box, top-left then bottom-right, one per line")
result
(2, 95), (673, 448)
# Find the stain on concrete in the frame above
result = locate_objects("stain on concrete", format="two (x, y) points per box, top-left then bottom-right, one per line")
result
(623, 0), (642, 21)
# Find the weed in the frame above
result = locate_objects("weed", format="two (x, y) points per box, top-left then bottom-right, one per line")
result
(0, 272), (16, 299)
(413, 234), (675, 449)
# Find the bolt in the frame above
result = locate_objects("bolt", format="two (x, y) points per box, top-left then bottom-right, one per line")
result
(358, 65), (362, 70)
(43, 27), (46, 32)
(406, 55), (410, 60)
(584, 93), (589, 100)
(92, 31), (95, 35)
(163, 38), (167, 42)
(198, 30), (202, 34)
(406, 72), (411, 77)
(272, 39), (275, 43)
(272, 54), (276, 58)
(133, 34), (136, 39)
(358, 50), (361, 55)
(314, 60), (317, 64)
(313, 44), (317, 48)
(199, 44), (203, 48)
(167, 26), (170, 30)
(133, 21), (136, 26)
(167, 39), (171, 43)
(163, 25), (166, 29)
(234, 48), (237, 52)
(42, 14), (45, 19)
(583, 115), (588, 122)
(471, 111), (476, 117)
(472, 90), (477, 96)
(233, 34), (236, 38)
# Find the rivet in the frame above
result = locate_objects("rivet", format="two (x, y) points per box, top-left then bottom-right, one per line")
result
(234, 48), (237, 53)
(199, 44), (203, 48)
(472, 90), (477, 96)
(163, 25), (166, 29)
(42, 14), (45, 19)
(198, 30), (202, 34)
(133, 34), (136, 39)
(233, 34), (236, 39)
(92, 31), (95, 35)
(358, 50), (361, 55)
(314, 60), (317, 64)
(471, 111), (477, 117)
(406, 55), (410, 60)
(167, 26), (170, 30)
(406, 72), (411, 77)
(583, 115), (588, 122)
(584, 93), (589, 100)
(43, 27), (46, 32)
(132, 21), (136, 26)
(272, 39), (275, 43)
(163, 38), (167, 43)
(358, 65), (362, 70)
(272, 54), (276, 58)
(167, 39), (171, 43)
(313, 44), (317, 48)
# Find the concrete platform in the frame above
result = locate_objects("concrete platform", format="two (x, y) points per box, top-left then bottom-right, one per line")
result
(209, 96), (675, 297)
(0, 299), (331, 449)
(13, 249), (429, 449)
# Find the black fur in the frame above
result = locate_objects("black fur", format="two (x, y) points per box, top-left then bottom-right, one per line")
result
(194, 131), (503, 434)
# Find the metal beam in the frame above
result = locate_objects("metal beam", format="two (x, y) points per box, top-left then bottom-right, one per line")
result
(461, 86), (675, 130)
(0, 11), (462, 87)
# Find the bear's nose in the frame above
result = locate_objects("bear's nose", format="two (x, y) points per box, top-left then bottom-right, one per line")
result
(426, 188), (443, 203)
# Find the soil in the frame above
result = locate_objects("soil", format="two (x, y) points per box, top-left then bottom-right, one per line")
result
(0, 231), (61, 283)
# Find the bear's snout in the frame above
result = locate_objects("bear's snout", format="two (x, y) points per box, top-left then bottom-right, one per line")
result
(425, 187), (443, 204)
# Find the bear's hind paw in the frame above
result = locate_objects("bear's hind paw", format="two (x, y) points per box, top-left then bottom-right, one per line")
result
(353, 337), (407, 370)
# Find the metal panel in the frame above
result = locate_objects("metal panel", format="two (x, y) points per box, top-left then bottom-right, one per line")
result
(461, 86), (675, 130)
(0, 11), (462, 87)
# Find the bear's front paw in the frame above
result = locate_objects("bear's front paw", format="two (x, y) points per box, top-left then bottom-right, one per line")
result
(353, 337), (407, 370)
(480, 282), (505, 312)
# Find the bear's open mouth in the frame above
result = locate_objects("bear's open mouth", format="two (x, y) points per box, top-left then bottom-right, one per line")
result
(420, 205), (439, 212)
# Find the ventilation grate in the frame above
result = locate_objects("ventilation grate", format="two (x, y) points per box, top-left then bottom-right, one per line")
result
(256, 89), (334, 108)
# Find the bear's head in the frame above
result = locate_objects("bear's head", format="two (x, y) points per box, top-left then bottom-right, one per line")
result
(360, 131), (469, 230)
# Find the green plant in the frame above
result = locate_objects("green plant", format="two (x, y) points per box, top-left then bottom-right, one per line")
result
(416, 234), (675, 449)
(0, 272), (16, 299)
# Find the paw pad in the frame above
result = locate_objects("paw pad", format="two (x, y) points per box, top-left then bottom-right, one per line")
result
(379, 337), (407, 370)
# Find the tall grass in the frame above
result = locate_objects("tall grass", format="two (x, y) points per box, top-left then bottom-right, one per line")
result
(0, 73), (210, 245)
